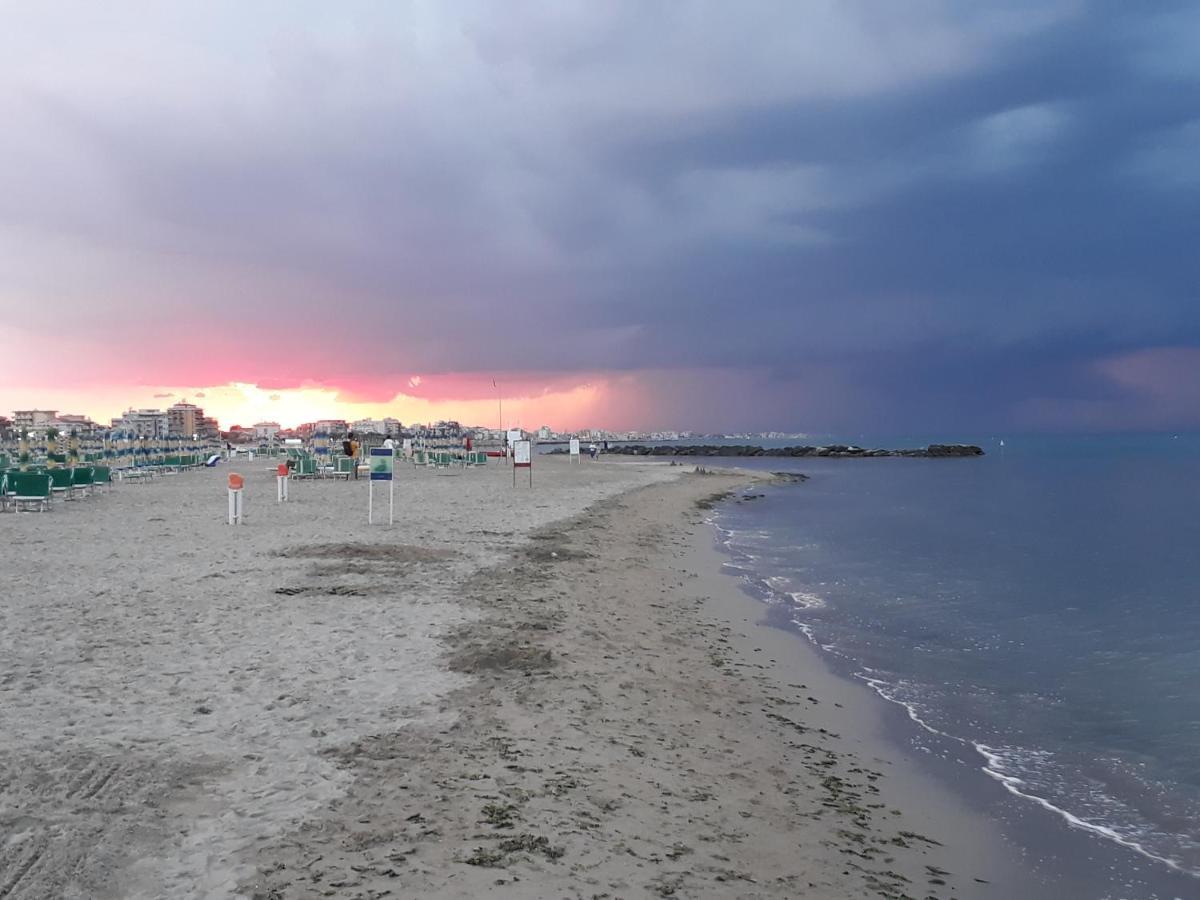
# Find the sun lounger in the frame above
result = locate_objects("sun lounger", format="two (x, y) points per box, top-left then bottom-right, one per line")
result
(70, 466), (94, 498)
(92, 465), (113, 492)
(48, 468), (73, 499)
(292, 455), (317, 478)
(9, 471), (52, 512)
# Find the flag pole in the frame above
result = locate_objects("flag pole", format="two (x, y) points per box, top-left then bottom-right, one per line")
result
(495, 378), (502, 456)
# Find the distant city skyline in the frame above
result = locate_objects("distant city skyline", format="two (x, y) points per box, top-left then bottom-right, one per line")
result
(0, 396), (714, 439)
(0, 382), (708, 435)
(2, 4), (1199, 432)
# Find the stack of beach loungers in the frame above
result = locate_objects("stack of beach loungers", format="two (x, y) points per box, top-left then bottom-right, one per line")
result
(0, 446), (215, 512)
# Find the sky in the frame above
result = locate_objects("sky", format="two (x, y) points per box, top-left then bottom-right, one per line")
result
(2, 1), (1198, 433)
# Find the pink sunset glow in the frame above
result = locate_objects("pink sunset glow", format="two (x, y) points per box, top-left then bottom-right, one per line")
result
(3, 4), (1199, 434)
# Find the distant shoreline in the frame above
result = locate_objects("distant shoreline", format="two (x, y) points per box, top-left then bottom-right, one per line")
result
(555, 442), (986, 458)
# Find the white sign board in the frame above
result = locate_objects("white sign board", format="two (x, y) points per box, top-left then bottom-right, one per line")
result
(507, 429), (522, 448)
(368, 448), (394, 525)
(569, 438), (580, 456)
(512, 439), (532, 487)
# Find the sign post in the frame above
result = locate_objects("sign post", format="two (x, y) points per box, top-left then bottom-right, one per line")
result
(368, 447), (394, 525)
(506, 429), (522, 463)
(276, 463), (289, 502)
(513, 439), (532, 488)
(569, 438), (580, 464)
(227, 473), (244, 524)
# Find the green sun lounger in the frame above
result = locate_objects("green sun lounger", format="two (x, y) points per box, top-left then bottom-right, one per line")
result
(48, 468), (73, 499)
(70, 466), (95, 497)
(91, 465), (113, 491)
(10, 471), (52, 511)
(292, 455), (317, 478)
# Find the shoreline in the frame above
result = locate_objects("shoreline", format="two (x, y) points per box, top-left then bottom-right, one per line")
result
(237, 463), (1033, 898)
(706, 472), (1200, 900)
(686, 483), (1044, 899)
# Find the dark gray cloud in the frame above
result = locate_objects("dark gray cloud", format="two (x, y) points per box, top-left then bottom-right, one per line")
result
(1, 1), (1198, 430)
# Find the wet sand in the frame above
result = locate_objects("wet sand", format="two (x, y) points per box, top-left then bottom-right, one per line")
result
(1, 457), (1033, 898)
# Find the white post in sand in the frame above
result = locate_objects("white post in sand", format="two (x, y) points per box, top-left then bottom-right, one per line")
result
(227, 473), (244, 524)
(569, 437), (580, 464)
(276, 463), (289, 503)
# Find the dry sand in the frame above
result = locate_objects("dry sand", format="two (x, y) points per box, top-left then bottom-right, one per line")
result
(1, 456), (1034, 898)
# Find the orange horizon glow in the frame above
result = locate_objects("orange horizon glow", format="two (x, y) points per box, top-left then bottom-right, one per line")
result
(0, 375), (662, 433)
(0, 367), (807, 434)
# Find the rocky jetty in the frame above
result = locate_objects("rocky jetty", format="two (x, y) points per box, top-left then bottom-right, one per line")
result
(598, 443), (984, 458)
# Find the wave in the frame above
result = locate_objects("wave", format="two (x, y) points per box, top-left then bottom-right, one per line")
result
(706, 502), (1200, 883)
(859, 673), (1200, 878)
(976, 744), (1199, 877)
(764, 576), (827, 610)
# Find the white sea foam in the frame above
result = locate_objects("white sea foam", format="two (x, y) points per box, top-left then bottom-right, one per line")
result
(788, 617), (817, 643)
(856, 672), (961, 742)
(788, 591), (826, 609)
(856, 671), (1200, 879)
(975, 743), (1194, 877)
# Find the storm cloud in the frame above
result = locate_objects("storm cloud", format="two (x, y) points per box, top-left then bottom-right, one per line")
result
(2, 1), (1198, 431)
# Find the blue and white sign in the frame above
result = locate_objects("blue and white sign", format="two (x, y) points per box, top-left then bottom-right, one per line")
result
(369, 447), (394, 481)
(368, 447), (395, 525)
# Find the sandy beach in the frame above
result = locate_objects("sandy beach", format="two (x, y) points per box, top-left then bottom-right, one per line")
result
(2, 456), (1034, 898)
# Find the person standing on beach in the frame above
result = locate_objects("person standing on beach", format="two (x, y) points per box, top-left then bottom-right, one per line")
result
(343, 434), (360, 479)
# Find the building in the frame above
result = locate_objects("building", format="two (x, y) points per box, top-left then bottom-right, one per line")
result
(423, 420), (462, 438)
(11, 409), (96, 436)
(351, 418), (387, 435)
(54, 413), (100, 435)
(350, 418), (403, 436)
(253, 421), (281, 441)
(537, 425), (553, 441)
(315, 419), (348, 436)
(167, 401), (203, 438)
(295, 420), (348, 439)
(197, 415), (221, 441)
(225, 424), (258, 443)
(112, 408), (169, 439)
(13, 410), (58, 431)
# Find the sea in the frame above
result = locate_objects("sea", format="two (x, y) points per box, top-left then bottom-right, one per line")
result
(685, 433), (1200, 899)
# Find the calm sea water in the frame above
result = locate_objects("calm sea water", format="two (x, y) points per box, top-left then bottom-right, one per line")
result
(705, 434), (1200, 894)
